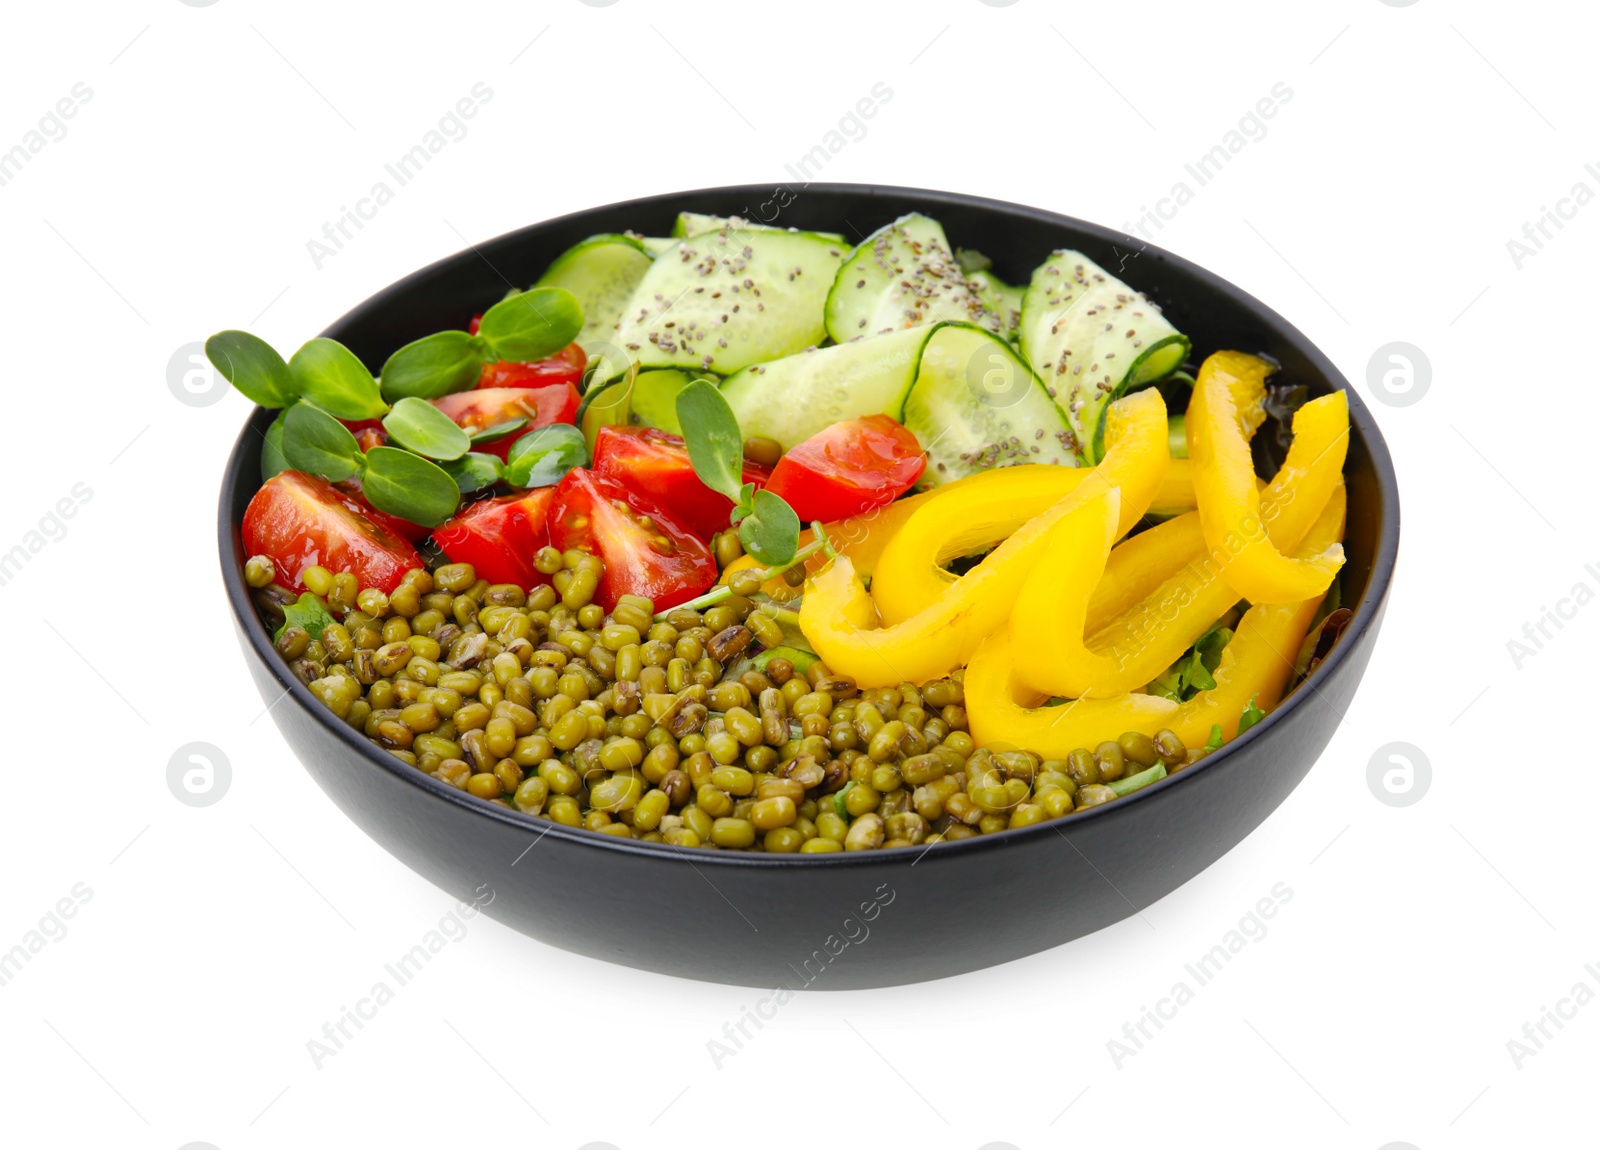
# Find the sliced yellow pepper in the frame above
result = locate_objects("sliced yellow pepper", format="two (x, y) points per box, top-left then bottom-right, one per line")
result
(1011, 389), (1349, 699)
(1188, 351), (1344, 604)
(870, 390), (1171, 626)
(1168, 484), (1345, 746)
(797, 389), (1168, 688)
(717, 494), (931, 603)
(965, 483), (1346, 757)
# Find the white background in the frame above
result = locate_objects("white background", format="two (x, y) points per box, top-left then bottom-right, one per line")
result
(0, 1), (1588, 1147)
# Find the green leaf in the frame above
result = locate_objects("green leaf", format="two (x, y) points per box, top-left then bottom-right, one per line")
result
(206, 330), (296, 407)
(282, 402), (363, 482)
(737, 488), (801, 566)
(752, 645), (817, 674)
(1237, 695), (1266, 736)
(834, 781), (857, 821)
(277, 592), (335, 642)
(440, 452), (504, 494)
(1180, 648), (1217, 694)
(288, 338), (388, 420)
(469, 417), (529, 446)
(1194, 625), (1233, 676)
(477, 286), (584, 362)
(1204, 724), (1225, 752)
(381, 396), (472, 461)
(1145, 667), (1184, 703)
(504, 423), (587, 488)
(379, 330), (488, 402)
(260, 409), (289, 481)
(675, 378), (744, 502)
(359, 446), (460, 527)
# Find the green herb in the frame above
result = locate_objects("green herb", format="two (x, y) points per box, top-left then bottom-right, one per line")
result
(737, 488), (801, 566)
(675, 379), (745, 501)
(381, 396), (472, 461)
(379, 330), (488, 402)
(469, 417), (529, 446)
(440, 452), (504, 494)
(277, 592), (335, 641)
(206, 330), (297, 407)
(476, 286), (584, 362)
(1204, 724), (1224, 752)
(1237, 695), (1266, 736)
(504, 423), (587, 488)
(288, 338), (387, 420)
(359, 446), (460, 527)
(282, 402), (364, 481)
(1146, 624), (1234, 702)
(260, 409), (290, 481)
(1108, 763), (1167, 797)
(834, 781), (857, 820)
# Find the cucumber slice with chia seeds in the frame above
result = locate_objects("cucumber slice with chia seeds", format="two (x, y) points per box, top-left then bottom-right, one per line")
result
(824, 213), (1002, 343)
(672, 212), (846, 245)
(1018, 250), (1189, 463)
(534, 233), (654, 360)
(605, 228), (844, 380)
(967, 269), (1025, 341)
(720, 321), (1075, 484)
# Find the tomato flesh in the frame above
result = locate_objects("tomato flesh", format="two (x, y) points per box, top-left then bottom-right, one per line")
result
(478, 343), (587, 391)
(548, 468), (717, 611)
(592, 426), (771, 540)
(432, 385), (581, 460)
(334, 477), (428, 544)
(432, 488), (557, 589)
(764, 415), (926, 522)
(242, 470), (422, 594)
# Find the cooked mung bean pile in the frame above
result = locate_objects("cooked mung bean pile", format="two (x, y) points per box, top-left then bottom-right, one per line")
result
(249, 546), (1207, 852)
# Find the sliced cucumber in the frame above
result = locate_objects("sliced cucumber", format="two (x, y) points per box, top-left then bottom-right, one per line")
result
(672, 211), (846, 245)
(967, 269), (1025, 340)
(535, 233), (654, 359)
(1018, 250), (1189, 463)
(630, 369), (693, 435)
(626, 231), (678, 257)
(720, 321), (1074, 484)
(607, 228), (843, 380)
(900, 324), (1077, 484)
(824, 213), (1001, 343)
(721, 327), (932, 448)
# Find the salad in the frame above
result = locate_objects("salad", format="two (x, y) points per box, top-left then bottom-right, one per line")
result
(218, 209), (1352, 853)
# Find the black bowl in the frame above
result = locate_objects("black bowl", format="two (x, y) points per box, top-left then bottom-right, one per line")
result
(219, 184), (1399, 989)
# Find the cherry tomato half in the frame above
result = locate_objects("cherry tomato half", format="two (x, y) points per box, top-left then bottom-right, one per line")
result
(432, 385), (581, 461)
(242, 470), (422, 594)
(478, 343), (587, 391)
(432, 488), (557, 589)
(339, 419), (388, 453)
(764, 415), (925, 522)
(592, 426), (772, 541)
(547, 468), (717, 611)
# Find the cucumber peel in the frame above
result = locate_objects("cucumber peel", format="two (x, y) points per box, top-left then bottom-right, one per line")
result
(534, 233), (654, 360)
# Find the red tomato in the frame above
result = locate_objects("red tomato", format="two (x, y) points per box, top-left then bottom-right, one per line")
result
(432, 488), (557, 589)
(242, 471), (422, 594)
(764, 415), (925, 522)
(432, 385), (581, 461)
(548, 469), (717, 611)
(334, 477), (428, 544)
(468, 314), (482, 336)
(592, 426), (772, 540)
(478, 343), (587, 391)
(339, 419), (387, 453)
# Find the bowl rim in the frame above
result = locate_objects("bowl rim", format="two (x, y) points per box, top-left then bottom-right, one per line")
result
(217, 181), (1400, 870)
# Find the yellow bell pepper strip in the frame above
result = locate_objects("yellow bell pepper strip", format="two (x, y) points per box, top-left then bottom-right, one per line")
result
(964, 483), (1346, 758)
(1188, 352), (1345, 604)
(869, 389), (1171, 626)
(1164, 484), (1345, 746)
(798, 390), (1169, 688)
(1146, 457), (1197, 519)
(1011, 388), (1350, 699)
